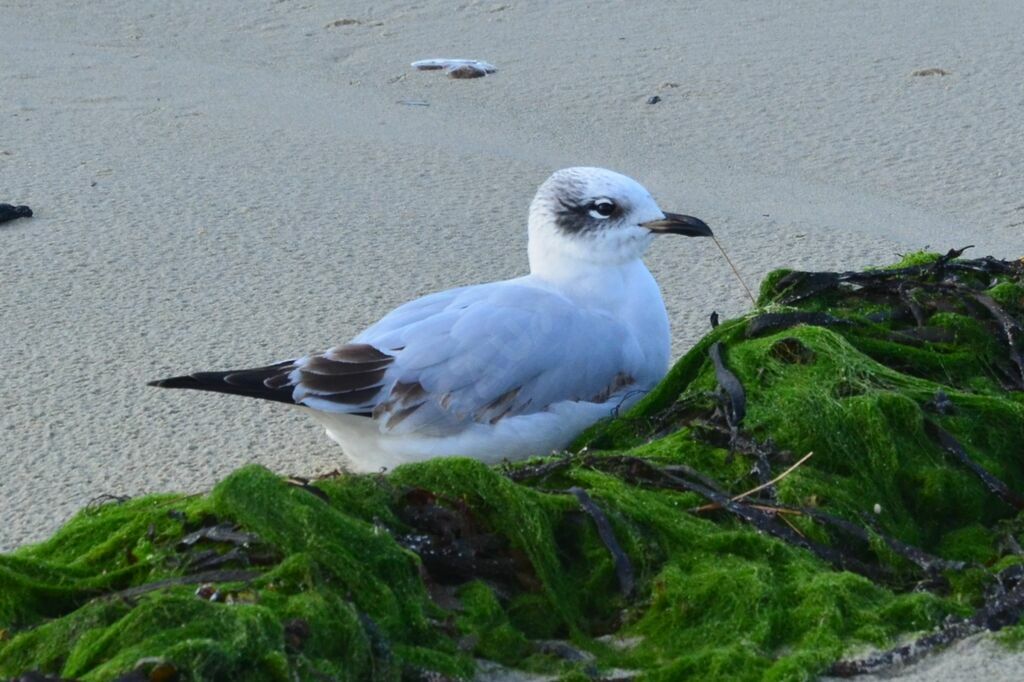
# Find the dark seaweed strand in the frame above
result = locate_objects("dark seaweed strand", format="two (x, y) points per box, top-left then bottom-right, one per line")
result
(768, 247), (981, 306)
(568, 487), (635, 598)
(828, 571), (1024, 677)
(925, 421), (1024, 511)
(176, 522), (261, 549)
(504, 456), (574, 483)
(102, 569), (262, 602)
(660, 462), (732, 495)
(837, 246), (974, 286)
(897, 282), (927, 327)
(688, 418), (782, 501)
(758, 502), (968, 574)
(745, 311), (848, 338)
(661, 448), (962, 577)
(972, 293), (1024, 389)
(668, 457), (965, 579)
(749, 444), (776, 494)
(773, 271), (842, 305)
(669, 424), (963, 576)
(708, 342), (746, 429)
(585, 455), (889, 582)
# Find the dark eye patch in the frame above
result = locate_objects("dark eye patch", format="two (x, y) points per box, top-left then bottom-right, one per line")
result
(553, 196), (624, 234)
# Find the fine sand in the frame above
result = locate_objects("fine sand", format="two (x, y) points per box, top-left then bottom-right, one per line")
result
(2, 1), (1023, 677)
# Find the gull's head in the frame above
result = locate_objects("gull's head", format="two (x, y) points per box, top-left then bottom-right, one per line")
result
(527, 167), (712, 275)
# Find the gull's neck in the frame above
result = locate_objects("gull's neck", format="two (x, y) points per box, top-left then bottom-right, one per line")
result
(526, 228), (660, 313)
(525, 249), (671, 376)
(528, 254), (652, 305)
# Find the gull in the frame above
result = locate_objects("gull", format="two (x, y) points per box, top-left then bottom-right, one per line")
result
(150, 167), (712, 471)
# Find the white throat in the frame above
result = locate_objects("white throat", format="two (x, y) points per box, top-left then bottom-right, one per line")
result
(526, 218), (655, 282)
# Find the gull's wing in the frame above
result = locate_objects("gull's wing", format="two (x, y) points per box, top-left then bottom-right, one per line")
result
(150, 281), (647, 435)
(350, 281), (646, 435)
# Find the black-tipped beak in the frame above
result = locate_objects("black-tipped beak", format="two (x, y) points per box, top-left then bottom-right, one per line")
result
(641, 212), (713, 237)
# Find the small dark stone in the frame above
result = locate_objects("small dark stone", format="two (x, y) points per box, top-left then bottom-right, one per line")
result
(646, 95), (661, 104)
(0, 203), (32, 224)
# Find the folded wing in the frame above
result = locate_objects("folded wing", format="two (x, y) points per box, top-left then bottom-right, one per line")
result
(152, 282), (646, 434)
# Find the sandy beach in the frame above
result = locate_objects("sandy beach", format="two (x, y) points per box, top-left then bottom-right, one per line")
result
(2, 0), (1023, 677)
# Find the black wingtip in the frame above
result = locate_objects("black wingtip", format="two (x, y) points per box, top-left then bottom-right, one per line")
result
(147, 367), (300, 405)
(148, 375), (202, 389)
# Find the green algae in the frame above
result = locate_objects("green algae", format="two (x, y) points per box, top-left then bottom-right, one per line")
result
(3, 253), (1024, 681)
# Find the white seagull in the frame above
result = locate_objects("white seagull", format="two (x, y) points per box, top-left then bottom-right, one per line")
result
(150, 167), (712, 471)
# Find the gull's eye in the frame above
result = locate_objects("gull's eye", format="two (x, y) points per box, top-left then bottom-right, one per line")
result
(588, 199), (616, 219)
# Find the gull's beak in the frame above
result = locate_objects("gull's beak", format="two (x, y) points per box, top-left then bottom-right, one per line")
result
(641, 212), (713, 237)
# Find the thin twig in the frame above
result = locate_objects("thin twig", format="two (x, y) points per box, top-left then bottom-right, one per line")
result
(733, 452), (814, 502)
(778, 513), (807, 538)
(711, 235), (757, 306)
(749, 504), (803, 515)
(690, 451), (813, 513)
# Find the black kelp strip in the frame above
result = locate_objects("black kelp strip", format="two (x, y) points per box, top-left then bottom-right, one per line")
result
(104, 569), (262, 603)
(504, 456), (573, 483)
(746, 311), (848, 337)
(972, 293), (1024, 389)
(769, 503), (968, 575)
(829, 567), (1024, 677)
(925, 421), (1024, 511)
(709, 341), (746, 432)
(568, 487), (635, 598)
(586, 455), (889, 582)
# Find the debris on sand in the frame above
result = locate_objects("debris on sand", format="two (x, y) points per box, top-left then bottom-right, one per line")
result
(412, 58), (497, 79)
(0, 204), (32, 224)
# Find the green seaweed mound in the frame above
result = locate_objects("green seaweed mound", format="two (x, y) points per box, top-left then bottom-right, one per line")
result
(4, 252), (1024, 681)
